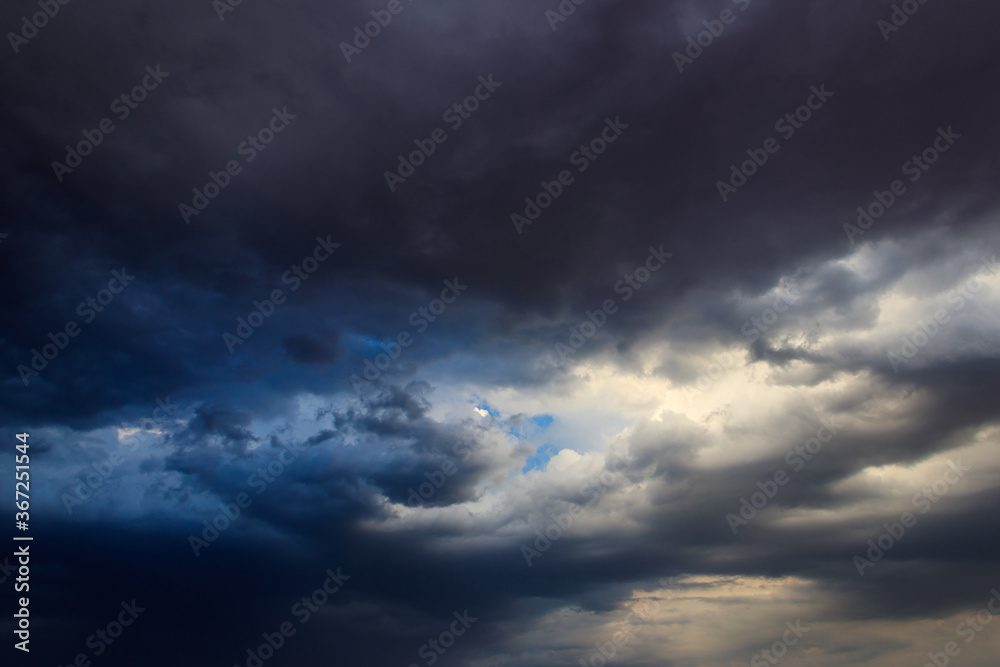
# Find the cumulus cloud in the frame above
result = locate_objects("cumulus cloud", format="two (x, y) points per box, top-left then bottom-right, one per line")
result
(1, 0), (999, 664)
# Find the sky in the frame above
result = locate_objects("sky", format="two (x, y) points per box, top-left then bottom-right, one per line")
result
(2, 0), (1000, 665)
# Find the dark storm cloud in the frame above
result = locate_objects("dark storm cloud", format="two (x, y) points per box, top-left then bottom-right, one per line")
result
(156, 383), (517, 518)
(282, 333), (338, 365)
(2, 0), (997, 410)
(2, 0), (995, 343)
(2, 0), (1000, 664)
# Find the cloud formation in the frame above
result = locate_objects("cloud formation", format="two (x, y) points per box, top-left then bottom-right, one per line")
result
(1, 0), (999, 665)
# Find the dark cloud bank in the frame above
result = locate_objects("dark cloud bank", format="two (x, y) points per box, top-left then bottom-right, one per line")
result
(1, 0), (999, 665)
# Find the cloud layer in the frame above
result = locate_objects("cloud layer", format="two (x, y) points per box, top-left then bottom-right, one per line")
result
(2, 0), (999, 665)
